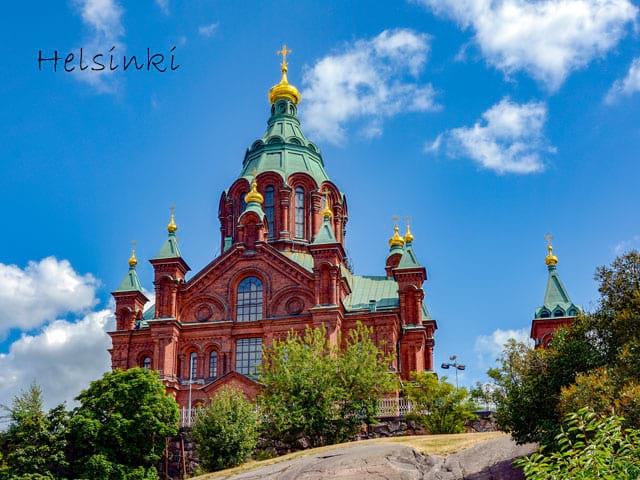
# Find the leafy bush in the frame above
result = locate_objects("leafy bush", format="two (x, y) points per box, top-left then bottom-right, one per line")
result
(191, 387), (259, 471)
(516, 408), (640, 479)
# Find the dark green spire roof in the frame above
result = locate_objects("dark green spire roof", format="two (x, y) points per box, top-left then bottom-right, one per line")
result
(114, 265), (144, 293)
(154, 232), (182, 260)
(397, 242), (422, 269)
(535, 262), (581, 319)
(240, 98), (329, 186)
(312, 216), (337, 244)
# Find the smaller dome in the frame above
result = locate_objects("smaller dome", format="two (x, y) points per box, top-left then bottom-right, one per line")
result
(167, 209), (178, 234)
(269, 44), (300, 105)
(245, 178), (264, 204)
(128, 246), (138, 268)
(404, 223), (414, 243)
(389, 225), (405, 248)
(545, 243), (558, 267)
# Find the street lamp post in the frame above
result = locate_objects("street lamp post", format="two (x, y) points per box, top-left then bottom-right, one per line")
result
(186, 369), (205, 427)
(441, 355), (466, 389)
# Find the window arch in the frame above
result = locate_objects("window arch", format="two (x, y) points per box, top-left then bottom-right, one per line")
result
(554, 309), (565, 317)
(265, 185), (275, 238)
(142, 356), (152, 369)
(237, 277), (263, 322)
(540, 309), (550, 318)
(189, 351), (198, 379)
(295, 187), (305, 238)
(209, 351), (218, 378)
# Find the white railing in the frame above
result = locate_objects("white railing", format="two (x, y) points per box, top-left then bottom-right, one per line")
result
(179, 398), (421, 426)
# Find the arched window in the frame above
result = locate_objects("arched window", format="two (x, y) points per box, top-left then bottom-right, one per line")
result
(554, 309), (564, 317)
(237, 277), (263, 322)
(189, 352), (198, 379)
(239, 192), (247, 214)
(540, 309), (550, 318)
(265, 185), (275, 238)
(236, 338), (262, 378)
(295, 187), (305, 238)
(142, 356), (151, 369)
(209, 351), (218, 378)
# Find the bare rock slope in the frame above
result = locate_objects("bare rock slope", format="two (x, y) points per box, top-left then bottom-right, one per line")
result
(219, 437), (537, 480)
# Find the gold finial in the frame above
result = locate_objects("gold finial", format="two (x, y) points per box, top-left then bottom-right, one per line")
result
(404, 215), (414, 243)
(389, 215), (405, 248)
(321, 189), (333, 218)
(128, 240), (138, 268)
(167, 205), (178, 234)
(244, 172), (264, 204)
(544, 233), (558, 267)
(269, 44), (301, 105)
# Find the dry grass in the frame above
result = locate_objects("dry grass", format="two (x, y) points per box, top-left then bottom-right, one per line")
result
(194, 431), (508, 479)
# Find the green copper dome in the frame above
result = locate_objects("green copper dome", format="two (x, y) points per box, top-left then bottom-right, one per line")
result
(240, 98), (329, 186)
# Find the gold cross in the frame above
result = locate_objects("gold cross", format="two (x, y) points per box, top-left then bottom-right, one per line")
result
(405, 215), (411, 225)
(544, 232), (553, 245)
(170, 205), (176, 215)
(392, 215), (399, 226)
(277, 44), (292, 69)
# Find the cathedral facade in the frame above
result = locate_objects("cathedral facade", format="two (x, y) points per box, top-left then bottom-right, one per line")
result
(109, 51), (437, 408)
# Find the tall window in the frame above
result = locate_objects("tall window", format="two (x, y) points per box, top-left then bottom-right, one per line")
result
(265, 185), (275, 238)
(142, 356), (151, 369)
(189, 352), (197, 379)
(237, 277), (263, 322)
(209, 351), (218, 378)
(295, 187), (305, 238)
(235, 338), (262, 377)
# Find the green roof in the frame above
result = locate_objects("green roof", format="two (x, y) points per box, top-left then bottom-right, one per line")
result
(114, 266), (144, 293)
(154, 232), (182, 260)
(282, 251), (314, 272)
(312, 217), (337, 245)
(239, 201), (266, 220)
(240, 98), (330, 186)
(535, 265), (581, 318)
(397, 243), (422, 269)
(344, 275), (399, 311)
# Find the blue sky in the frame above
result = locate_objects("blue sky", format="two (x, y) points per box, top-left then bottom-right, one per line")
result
(1, 0), (640, 409)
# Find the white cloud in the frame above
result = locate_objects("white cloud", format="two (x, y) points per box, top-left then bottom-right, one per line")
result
(198, 22), (219, 38)
(429, 97), (553, 174)
(475, 327), (533, 368)
(0, 257), (99, 336)
(301, 29), (439, 143)
(72, 0), (125, 92)
(414, 0), (638, 90)
(0, 310), (114, 410)
(605, 58), (640, 104)
(613, 234), (640, 254)
(155, 0), (169, 15)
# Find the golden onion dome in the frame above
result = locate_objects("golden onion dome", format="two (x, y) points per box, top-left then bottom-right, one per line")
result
(322, 191), (333, 218)
(545, 243), (558, 267)
(389, 225), (405, 248)
(245, 178), (264, 204)
(167, 207), (178, 234)
(128, 243), (138, 268)
(269, 44), (301, 105)
(404, 223), (414, 243)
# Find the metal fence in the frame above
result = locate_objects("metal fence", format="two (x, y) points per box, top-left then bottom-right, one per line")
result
(179, 397), (421, 427)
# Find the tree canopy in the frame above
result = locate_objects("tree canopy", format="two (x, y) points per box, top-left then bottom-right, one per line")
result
(257, 322), (396, 448)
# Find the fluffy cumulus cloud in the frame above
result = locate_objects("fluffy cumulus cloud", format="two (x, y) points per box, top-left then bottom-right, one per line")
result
(72, 0), (125, 92)
(0, 257), (99, 336)
(414, 0), (638, 90)
(198, 22), (219, 37)
(475, 327), (533, 368)
(301, 29), (439, 143)
(605, 58), (640, 104)
(0, 310), (114, 410)
(428, 97), (554, 174)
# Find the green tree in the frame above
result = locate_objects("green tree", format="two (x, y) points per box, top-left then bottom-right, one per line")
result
(67, 367), (179, 480)
(404, 372), (476, 434)
(516, 408), (640, 479)
(0, 383), (69, 479)
(191, 387), (259, 472)
(258, 322), (396, 447)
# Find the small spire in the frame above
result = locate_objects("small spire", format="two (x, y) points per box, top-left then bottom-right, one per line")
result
(322, 189), (333, 218)
(167, 205), (178, 234)
(128, 240), (138, 268)
(404, 216), (414, 243)
(389, 216), (405, 248)
(244, 170), (264, 204)
(544, 233), (558, 267)
(269, 44), (301, 105)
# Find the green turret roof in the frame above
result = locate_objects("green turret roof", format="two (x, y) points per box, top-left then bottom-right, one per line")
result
(154, 232), (182, 260)
(535, 262), (581, 319)
(240, 98), (329, 186)
(114, 265), (144, 293)
(397, 242), (422, 269)
(239, 200), (266, 220)
(312, 216), (337, 245)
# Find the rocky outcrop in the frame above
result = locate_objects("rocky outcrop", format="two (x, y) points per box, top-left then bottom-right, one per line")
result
(215, 437), (537, 480)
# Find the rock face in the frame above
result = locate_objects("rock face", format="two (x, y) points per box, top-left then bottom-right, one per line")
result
(218, 437), (537, 480)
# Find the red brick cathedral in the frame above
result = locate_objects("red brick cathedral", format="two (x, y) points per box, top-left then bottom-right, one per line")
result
(109, 50), (437, 408)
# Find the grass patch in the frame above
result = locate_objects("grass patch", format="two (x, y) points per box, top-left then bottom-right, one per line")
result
(193, 431), (507, 479)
